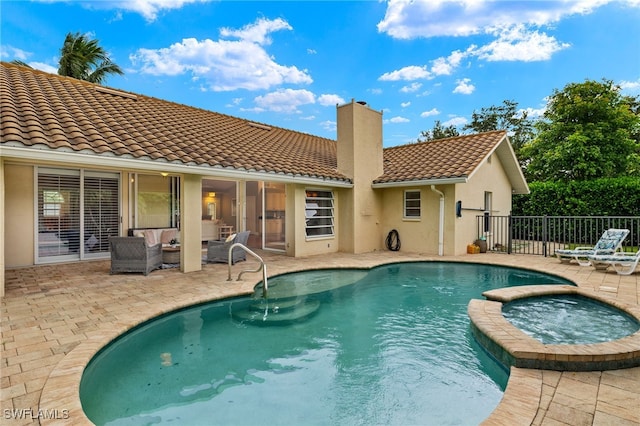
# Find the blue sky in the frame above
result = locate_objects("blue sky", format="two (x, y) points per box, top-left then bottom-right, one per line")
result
(2, 0), (639, 147)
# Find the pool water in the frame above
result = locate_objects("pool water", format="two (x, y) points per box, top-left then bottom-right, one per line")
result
(502, 295), (640, 345)
(81, 262), (571, 426)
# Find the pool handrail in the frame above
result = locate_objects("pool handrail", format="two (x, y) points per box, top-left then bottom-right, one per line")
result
(227, 242), (268, 298)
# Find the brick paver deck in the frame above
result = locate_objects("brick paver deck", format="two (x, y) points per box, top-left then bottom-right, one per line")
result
(2, 252), (639, 425)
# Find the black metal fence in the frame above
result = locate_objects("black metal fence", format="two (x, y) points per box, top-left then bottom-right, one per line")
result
(476, 215), (640, 256)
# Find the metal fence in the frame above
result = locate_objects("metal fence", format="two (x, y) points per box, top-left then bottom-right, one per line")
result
(476, 215), (640, 256)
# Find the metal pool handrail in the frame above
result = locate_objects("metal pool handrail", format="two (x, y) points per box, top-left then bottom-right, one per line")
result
(227, 242), (268, 298)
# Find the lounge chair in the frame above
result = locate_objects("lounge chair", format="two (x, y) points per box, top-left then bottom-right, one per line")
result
(555, 228), (630, 266)
(109, 236), (162, 275)
(588, 250), (640, 275)
(206, 231), (250, 264)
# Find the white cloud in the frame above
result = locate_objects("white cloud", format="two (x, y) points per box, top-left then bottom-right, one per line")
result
(253, 88), (315, 113)
(400, 82), (422, 93)
(130, 18), (312, 91)
(320, 120), (337, 132)
(28, 62), (58, 74)
(430, 50), (466, 75)
(317, 94), (345, 106)
(519, 107), (546, 119)
(620, 78), (640, 93)
(98, 0), (212, 22)
(401, 101), (411, 108)
(420, 108), (440, 118)
(377, 0), (615, 39)
(219, 17), (291, 45)
(453, 78), (475, 95)
(472, 25), (570, 61)
(379, 65), (431, 81)
(1, 45), (30, 61)
(443, 116), (468, 127)
(386, 116), (410, 124)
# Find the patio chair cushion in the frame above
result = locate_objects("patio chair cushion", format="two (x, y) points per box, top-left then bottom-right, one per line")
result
(161, 229), (177, 244)
(555, 228), (630, 266)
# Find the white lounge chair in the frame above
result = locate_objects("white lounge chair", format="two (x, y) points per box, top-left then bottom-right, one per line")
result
(555, 228), (630, 266)
(588, 250), (640, 275)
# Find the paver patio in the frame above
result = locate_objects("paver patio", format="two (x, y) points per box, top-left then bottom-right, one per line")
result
(2, 251), (639, 425)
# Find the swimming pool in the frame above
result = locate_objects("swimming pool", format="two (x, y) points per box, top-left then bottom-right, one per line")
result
(80, 262), (571, 425)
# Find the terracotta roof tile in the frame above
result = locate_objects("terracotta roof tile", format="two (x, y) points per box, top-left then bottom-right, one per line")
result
(1, 62), (346, 182)
(2, 63), (508, 186)
(374, 131), (507, 184)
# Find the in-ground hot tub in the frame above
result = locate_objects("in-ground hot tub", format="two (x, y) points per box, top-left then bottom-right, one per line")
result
(468, 285), (640, 371)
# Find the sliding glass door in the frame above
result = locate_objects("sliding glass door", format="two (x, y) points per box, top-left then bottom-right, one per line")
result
(37, 168), (120, 263)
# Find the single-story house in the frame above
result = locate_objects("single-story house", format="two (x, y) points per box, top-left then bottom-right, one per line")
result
(0, 62), (528, 295)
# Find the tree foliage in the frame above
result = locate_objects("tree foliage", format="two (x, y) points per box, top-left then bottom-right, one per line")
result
(462, 100), (535, 158)
(58, 32), (123, 84)
(521, 79), (640, 181)
(417, 120), (460, 142)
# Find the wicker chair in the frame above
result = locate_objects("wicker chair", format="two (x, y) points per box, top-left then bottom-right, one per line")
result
(206, 231), (250, 265)
(109, 237), (163, 275)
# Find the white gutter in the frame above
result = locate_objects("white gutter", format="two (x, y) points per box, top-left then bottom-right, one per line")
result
(430, 185), (444, 256)
(372, 176), (467, 188)
(0, 145), (354, 188)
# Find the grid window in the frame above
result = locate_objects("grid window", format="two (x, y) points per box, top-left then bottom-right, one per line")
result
(404, 190), (421, 218)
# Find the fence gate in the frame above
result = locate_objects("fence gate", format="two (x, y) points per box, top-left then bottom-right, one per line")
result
(476, 215), (640, 256)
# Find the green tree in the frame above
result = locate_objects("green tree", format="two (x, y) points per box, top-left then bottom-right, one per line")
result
(522, 79), (640, 181)
(58, 32), (123, 84)
(417, 120), (460, 142)
(463, 99), (535, 159)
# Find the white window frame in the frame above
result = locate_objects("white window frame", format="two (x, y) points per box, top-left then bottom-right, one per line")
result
(404, 190), (421, 219)
(305, 189), (334, 238)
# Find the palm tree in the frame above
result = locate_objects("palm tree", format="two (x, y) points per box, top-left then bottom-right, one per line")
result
(58, 32), (124, 84)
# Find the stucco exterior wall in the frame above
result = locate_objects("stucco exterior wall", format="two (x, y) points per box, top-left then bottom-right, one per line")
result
(379, 186), (450, 256)
(291, 185), (340, 257)
(4, 163), (34, 268)
(454, 153), (513, 254)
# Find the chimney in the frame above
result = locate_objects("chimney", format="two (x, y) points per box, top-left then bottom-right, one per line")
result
(337, 99), (383, 182)
(336, 99), (384, 253)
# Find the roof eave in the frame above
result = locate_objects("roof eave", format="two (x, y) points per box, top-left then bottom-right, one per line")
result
(1, 145), (354, 188)
(372, 177), (468, 188)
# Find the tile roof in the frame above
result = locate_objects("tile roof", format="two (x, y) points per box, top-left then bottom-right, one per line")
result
(1, 62), (347, 183)
(374, 131), (508, 184)
(1, 63), (518, 189)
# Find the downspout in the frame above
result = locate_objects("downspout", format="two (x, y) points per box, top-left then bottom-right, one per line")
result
(430, 185), (444, 256)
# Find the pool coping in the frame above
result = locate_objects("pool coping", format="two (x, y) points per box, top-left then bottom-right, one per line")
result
(469, 285), (640, 372)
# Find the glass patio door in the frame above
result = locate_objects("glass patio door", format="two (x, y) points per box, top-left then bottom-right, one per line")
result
(37, 168), (119, 263)
(244, 181), (286, 251)
(264, 182), (285, 251)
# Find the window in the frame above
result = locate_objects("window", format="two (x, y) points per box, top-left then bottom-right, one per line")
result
(404, 190), (421, 218)
(305, 189), (334, 237)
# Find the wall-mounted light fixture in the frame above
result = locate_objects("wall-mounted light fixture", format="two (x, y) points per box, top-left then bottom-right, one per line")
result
(208, 192), (216, 198)
(161, 172), (169, 177)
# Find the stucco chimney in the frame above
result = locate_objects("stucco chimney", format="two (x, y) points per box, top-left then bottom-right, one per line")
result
(337, 99), (384, 181)
(336, 99), (384, 253)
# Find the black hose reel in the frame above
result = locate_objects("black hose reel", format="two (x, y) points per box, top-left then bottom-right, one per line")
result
(386, 229), (400, 251)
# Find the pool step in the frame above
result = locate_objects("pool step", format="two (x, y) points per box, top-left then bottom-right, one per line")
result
(233, 298), (320, 325)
